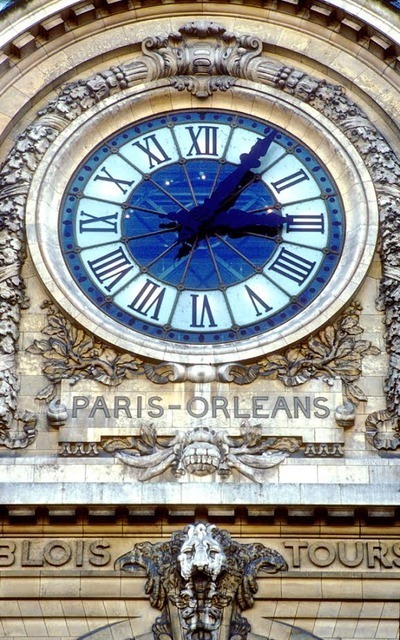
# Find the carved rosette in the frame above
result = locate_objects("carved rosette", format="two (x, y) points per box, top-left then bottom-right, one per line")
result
(365, 410), (400, 450)
(115, 523), (287, 640)
(0, 20), (394, 440)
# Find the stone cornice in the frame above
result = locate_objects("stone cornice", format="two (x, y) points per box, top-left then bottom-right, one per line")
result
(1, 483), (400, 512)
(0, 0), (399, 77)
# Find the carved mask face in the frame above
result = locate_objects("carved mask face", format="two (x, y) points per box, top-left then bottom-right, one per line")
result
(178, 524), (225, 580)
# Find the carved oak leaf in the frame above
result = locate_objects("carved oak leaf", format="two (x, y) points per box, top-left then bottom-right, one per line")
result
(258, 302), (379, 401)
(102, 437), (135, 453)
(27, 301), (144, 398)
(318, 324), (336, 348)
(25, 339), (48, 356)
(306, 337), (329, 357)
(256, 353), (288, 379)
(346, 383), (368, 402)
(141, 422), (158, 448)
(239, 421), (262, 447)
(338, 320), (363, 336)
(269, 356), (316, 385)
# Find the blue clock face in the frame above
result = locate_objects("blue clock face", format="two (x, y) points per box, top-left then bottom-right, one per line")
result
(60, 109), (344, 346)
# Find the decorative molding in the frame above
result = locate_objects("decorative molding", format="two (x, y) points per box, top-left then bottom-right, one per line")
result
(115, 522), (287, 640)
(26, 303), (254, 392)
(0, 412), (37, 449)
(304, 443), (344, 458)
(103, 423), (301, 482)
(144, 301), (380, 398)
(1, 504), (398, 523)
(59, 442), (99, 456)
(144, 361), (260, 385)
(27, 301), (144, 402)
(27, 302), (258, 394)
(138, 21), (262, 98)
(0, 200), (37, 444)
(1, 1), (399, 73)
(0, 19), (394, 433)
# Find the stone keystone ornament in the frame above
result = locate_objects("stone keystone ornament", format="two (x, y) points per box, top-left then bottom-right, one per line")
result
(115, 523), (287, 640)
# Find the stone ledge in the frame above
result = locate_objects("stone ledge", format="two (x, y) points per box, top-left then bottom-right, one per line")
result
(1, 481), (400, 507)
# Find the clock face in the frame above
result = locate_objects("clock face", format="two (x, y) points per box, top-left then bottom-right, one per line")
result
(60, 109), (344, 348)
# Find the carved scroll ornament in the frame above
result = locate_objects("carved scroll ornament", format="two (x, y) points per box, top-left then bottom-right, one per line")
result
(116, 523), (287, 640)
(102, 423), (300, 482)
(0, 20), (395, 441)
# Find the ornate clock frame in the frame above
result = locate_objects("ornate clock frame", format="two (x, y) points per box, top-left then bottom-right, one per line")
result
(27, 90), (373, 364)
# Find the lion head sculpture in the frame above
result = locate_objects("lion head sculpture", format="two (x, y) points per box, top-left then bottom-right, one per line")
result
(115, 523), (287, 640)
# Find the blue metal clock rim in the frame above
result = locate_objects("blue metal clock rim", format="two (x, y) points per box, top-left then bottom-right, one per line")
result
(59, 108), (345, 346)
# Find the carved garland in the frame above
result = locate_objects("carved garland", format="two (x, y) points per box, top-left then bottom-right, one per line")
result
(29, 299), (376, 404)
(0, 21), (395, 446)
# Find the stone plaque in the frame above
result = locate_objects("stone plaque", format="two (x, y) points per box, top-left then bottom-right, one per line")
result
(57, 378), (345, 444)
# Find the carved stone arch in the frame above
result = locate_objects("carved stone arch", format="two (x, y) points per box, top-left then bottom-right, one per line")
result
(0, 19), (397, 441)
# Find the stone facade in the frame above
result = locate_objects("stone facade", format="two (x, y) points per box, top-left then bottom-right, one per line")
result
(0, 1), (400, 639)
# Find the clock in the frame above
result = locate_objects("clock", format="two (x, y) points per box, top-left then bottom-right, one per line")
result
(59, 108), (344, 349)
(28, 95), (376, 365)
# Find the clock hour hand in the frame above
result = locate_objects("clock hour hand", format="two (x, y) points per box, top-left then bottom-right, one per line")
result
(167, 210), (288, 260)
(160, 171), (259, 240)
(210, 209), (288, 231)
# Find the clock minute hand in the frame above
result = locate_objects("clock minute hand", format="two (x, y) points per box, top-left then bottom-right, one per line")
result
(200, 128), (278, 218)
(164, 129), (278, 236)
